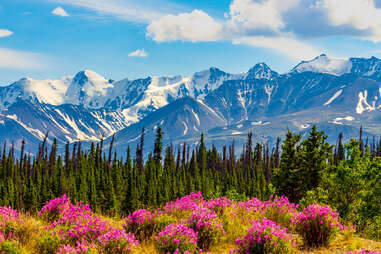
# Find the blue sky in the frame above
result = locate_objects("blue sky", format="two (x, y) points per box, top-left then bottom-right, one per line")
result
(1, 0), (381, 84)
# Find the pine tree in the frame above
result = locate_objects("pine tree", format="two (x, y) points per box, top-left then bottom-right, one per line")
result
(153, 127), (163, 166)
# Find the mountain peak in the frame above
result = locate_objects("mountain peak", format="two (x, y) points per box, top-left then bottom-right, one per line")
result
(72, 70), (107, 86)
(246, 62), (277, 80)
(292, 54), (352, 76)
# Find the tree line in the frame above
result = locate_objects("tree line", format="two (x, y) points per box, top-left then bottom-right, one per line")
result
(0, 126), (380, 238)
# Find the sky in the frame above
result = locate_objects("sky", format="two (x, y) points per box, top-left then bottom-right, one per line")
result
(1, 0), (381, 85)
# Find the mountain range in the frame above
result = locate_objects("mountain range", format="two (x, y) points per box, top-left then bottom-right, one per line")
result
(1, 54), (381, 155)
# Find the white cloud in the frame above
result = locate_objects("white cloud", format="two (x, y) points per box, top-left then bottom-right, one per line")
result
(52, 6), (69, 17)
(322, 0), (381, 42)
(0, 47), (49, 70)
(47, 0), (176, 23)
(228, 0), (300, 33)
(233, 36), (321, 60)
(147, 10), (223, 42)
(128, 49), (148, 58)
(0, 29), (13, 38)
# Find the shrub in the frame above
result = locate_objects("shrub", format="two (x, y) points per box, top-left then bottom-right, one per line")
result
(124, 209), (155, 241)
(0, 206), (20, 242)
(234, 217), (294, 254)
(37, 233), (62, 254)
(263, 196), (299, 229)
(347, 251), (381, 254)
(98, 229), (138, 253)
(153, 213), (178, 233)
(293, 204), (342, 248)
(2, 215), (38, 246)
(186, 207), (225, 250)
(39, 195), (71, 222)
(154, 224), (198, 254)
(205, 197), (231, 215)
(163, 192), (204, 219)
(56, 240), (92, 254)
(0, 240), (22, 254)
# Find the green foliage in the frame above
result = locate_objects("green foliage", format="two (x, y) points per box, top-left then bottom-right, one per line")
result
(0, 240), (23, 254)
(36, 233), (62, 254)
(0, 126), (380, 241)
(153, 214), (178, 233)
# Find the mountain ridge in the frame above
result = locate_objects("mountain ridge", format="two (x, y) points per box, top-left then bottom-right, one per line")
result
(1, 54), (381, 154)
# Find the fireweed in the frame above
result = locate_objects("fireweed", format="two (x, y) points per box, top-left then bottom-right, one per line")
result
(293, 204), (343, 248)
(233, 217), (294, 254)
(187, 207), (225, 250)
(124, 209), (155, 241)
(0, 206), (20, 242)
(163, 192), (205, 218)
(205, 197), (231, 215)
(38, 195), (138, 253)
(347, 251), (381, 254)
(234, 196), (298, 229)
(154, 224), (198, 254)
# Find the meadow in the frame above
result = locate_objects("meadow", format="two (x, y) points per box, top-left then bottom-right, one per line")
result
(1, 192), (380, 254)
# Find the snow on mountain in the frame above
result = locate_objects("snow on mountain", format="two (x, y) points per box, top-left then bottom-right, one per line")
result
(107, 67), (241, 125)
(65, 70), (114, 108)
(2, 54), (381, 154)
(324, 89), (343, 106)
(356, 90), (376, 114)
(292, 54), (352, 76)
(350, 56), (381, 81)
(0, 70), (114, 110)
(0, 77), (70, 109)
(245, 63), (278, 80)
(109, 97), (227, 154)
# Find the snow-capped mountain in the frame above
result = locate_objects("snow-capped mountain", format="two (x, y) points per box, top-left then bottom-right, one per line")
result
(291, 54), (352, 76)
(2, 55), (381, 154)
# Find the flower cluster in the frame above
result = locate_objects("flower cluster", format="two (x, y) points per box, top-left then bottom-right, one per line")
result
(234, 217), (293, 254)
(39, 195), (138, 253)
(205, 197), (231, 215)
(347, 251), (381, 254)
(39, 194), (71, 222)
(125, 209), (156, 241)
(293, 204), (343, 248)
(163, 192), (205, 215)
(98, 229), (138, 253)
(1, 193), (353, 253)
(187, 207), (225, 250)
(0, 206), (20, 242)
(0, 206), (20, 223)
(154, 224), (198, 254)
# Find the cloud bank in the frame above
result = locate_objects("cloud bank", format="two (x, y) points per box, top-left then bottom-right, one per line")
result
(146, 0), (381, 59)
(0, 48), (50, 70)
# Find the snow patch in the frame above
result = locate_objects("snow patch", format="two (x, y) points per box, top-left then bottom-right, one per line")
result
(332, 116), (355, 125)
(251, 120), (263, 126)
(191, 109), (200, 126)
(182, 121), (188, 136)
(324, 89), (342, 106)
(264, 84), (274, 104)
(293, 55), (352, 76)
(356, 90), (375, 114)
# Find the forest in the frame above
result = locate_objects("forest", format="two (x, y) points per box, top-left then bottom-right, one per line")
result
(0, 125), (380, 246)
